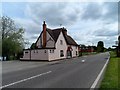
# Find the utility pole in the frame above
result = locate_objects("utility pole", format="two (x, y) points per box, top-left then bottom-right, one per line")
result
(118, 35), (120, 57)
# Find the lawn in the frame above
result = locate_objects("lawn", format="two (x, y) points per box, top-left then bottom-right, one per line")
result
(80, 52), (97, 56)
(99, 51), (119, 89)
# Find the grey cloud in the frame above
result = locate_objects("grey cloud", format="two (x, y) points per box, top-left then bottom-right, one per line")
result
(13, 2), (118, 48)
(81, 3), (102, 20)
(94, 29), (117, 36)
(26, 2), (81, 27)
(14, 18), (41, 34)
(29, 34), (40, 41)
(81, 2), (118, 22)
(90, 35), (117, 47)
(102, 2), (118, 22)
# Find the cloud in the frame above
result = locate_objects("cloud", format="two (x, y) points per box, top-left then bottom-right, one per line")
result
(81, 2), (118, 22)
(92, 35), (117, 47)
(81, 3), (103, 20)
(68, 19), (118, 48)
(93, 22), (118, 37)
(102, 2), (118, 22)
(13, 18), (41, 46)
(3, 2), (118, 48)
(25, 2), (81, 27)
(94, 29), (117, 36)
(0, 3), (2, 17)
(14, 18), (41, 34)
(23, 2), (118, 48)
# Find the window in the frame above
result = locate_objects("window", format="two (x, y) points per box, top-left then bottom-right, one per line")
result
(50, 50), (52, 53)
(25, 51), (28, 53)
(33, 50), (38, 53)
(50, 50), (54, 53)
(60, 50), (64, 57)
(44, 50), (46, 53)
(52, 50), (54, 53)
(60, 40), (63, 45)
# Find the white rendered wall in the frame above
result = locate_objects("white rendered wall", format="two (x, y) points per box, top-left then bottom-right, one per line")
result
(71, 46), (79, 57)
(21, 49), (49, 60)
(31, 49), (48, 60)
(46, 32), (55, 48)
(36, 35), (42, 48)
(22, 50), (30, 60)
(48, 32), (68, 61)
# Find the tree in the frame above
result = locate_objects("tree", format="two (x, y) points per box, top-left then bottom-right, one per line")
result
(30, 43), (36, 49)
(92, 46), (97, 52)
(2, 16), (25, 60)
(97, 41), (104, 52)
(118, 35), (120, 57)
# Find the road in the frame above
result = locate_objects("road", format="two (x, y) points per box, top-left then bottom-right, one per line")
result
(1, 52), (110, 88)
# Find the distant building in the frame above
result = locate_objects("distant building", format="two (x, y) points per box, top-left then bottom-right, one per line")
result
(79, 44), (94, 52)
(21, 21), (79, 61)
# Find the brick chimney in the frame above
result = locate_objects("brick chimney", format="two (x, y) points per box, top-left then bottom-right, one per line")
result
(43, 21), (46, 48)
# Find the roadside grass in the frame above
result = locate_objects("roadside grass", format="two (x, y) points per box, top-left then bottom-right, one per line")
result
(99, 51), (119, 89)
(81, 52), (97, 56)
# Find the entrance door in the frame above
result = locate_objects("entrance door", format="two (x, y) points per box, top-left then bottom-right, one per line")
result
(67, 51), (72, 58)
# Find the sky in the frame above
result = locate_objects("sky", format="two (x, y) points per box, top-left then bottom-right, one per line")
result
(1, 0), (119, 48)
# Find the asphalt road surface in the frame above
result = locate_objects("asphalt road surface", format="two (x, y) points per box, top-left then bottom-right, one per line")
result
(1, 52), (110, 88)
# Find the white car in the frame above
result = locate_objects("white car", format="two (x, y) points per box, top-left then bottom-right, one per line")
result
(0, 56), (6, 61)
(0, 56), (2, 61)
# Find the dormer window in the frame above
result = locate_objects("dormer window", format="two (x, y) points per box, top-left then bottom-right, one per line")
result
(60, 40), (63, 45)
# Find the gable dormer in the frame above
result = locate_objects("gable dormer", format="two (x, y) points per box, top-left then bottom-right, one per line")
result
(36, 21), (55, 48)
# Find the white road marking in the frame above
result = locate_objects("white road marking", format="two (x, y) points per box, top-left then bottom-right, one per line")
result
(90, 55), (110, 89)
(0, 71), (52, 89)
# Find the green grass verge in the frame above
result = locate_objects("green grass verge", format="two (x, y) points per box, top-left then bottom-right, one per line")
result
(99, 51), (119, 89)
(81, 52), (97, 56)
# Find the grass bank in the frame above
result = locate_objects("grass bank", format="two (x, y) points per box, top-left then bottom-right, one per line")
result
(80, 52), (97, 56)
(99, 51), (119, 89)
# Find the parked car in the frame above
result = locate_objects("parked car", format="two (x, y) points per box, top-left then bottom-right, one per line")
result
(0, 56), (6, 61)
(0, 56), (2, 61)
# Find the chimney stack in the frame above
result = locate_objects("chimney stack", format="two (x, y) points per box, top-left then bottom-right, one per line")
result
(43, 21), (46, 48)
(63, 27), (67, 35)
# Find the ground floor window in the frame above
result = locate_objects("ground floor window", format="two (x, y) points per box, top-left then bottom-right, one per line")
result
(50, 49), (54, 53)
(50, 50), (52, 53)
(44, 50), (46, 53)
(25, 51), (28, 53)
(60, 50), (64, 57)
(52, 50), (54, 53)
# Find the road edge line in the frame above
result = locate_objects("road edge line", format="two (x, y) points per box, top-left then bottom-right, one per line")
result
(90, 52), (110, 89)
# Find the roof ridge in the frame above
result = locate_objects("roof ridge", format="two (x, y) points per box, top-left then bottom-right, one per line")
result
(46, 28), (78, 46)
